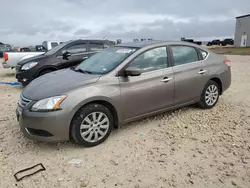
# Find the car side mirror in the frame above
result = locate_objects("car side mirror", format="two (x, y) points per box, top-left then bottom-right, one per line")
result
(62, 51), (71, 60)
(124, 67), (141, 77)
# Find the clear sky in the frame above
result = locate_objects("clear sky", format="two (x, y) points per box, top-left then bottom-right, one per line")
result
(1, 0), (249, 46)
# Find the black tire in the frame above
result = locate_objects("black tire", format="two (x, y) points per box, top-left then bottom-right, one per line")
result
(71, 103), (113, 147)
(38, 69), (54, 77)
(198, 80), (220, 109)
(21, 83), (27, 88)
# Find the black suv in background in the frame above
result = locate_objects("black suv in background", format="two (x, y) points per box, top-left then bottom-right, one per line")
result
(220, 39), (234, 46)
(16, 39), (112, 86)
(207, 40), (221, 46)
(207, 39), (234, 46)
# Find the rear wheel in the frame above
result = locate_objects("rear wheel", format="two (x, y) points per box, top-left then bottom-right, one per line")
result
(70, 104), (113, 147)
(198, 80), (220, 109)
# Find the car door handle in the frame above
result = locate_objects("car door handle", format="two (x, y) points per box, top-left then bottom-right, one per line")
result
(198, 69), (207, 74)
(161, 77), (172, 82)
(82, 56), (88, 60)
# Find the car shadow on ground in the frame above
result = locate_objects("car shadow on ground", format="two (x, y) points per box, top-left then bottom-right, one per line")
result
(11, 85), (22, 90)
(110, 104), (202, 141)
(3, 72), (15, 77)
(22, 137), (78, 151)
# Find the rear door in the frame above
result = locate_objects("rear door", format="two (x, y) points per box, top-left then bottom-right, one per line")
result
(88, 42), (106, 57)
(66, 43), (89, 66)
(170, 45), (210, 105)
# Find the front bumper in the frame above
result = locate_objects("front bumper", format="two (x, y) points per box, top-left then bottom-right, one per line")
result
(16, 105), (71, 142)
(15, 65), (34, 85)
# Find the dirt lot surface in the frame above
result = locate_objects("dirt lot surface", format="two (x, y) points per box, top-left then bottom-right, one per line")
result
(0, 55), (250, 188)
(210, 47), (250, 55)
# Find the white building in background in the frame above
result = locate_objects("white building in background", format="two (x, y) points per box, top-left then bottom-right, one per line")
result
(234, 14), (250, 47)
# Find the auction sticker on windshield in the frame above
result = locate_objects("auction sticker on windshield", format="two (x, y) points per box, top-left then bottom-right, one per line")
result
(116, 49), (136, 54)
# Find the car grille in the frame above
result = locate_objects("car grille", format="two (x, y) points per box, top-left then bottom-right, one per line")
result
(18, 94), (31, 108)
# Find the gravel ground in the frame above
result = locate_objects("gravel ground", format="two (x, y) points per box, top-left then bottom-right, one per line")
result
(0, 55), (250, 188)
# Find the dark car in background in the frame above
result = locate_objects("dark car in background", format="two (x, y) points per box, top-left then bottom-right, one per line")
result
(35, 45), (47, 52)
(0, 44), (14, 58)
(20, 47), (31, 52)
(220, 39), (234, 46)
(181, 38), (202, 45)
(16, 39), (111, 86)
(207, 40), (221, 46)
(0, 46), (6, 58)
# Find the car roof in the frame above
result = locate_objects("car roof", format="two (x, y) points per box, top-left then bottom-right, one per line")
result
(76, 39), (112, 44)
(116, 40), (203, 49)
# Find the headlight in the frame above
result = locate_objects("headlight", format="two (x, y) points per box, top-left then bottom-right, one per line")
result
(31, 95), (67, 112)
(21, 62), (38, 70)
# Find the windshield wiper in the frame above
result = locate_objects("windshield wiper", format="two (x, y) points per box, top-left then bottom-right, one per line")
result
(73, 68), (93, 74)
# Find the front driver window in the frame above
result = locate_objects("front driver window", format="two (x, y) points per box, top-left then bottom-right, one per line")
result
(128, 47), (168, 73)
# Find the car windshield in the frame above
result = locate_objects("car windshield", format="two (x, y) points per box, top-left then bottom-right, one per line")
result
(74, 46), (138, 74)
(44, 40), (72, 55)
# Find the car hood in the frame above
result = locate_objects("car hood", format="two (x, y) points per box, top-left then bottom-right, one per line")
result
(22, 68), (101, 100)
(17, 54), (47, 66)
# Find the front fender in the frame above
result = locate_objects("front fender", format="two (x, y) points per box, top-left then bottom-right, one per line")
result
(64, 83), (122, 126)
(36, 65), (59, 77)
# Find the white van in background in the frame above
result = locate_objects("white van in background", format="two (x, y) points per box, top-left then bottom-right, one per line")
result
(42, 41), (63, 51)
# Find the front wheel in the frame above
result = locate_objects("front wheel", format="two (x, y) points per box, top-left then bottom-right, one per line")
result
(70, 104), (113, 147)
(198, 80), (220, 109)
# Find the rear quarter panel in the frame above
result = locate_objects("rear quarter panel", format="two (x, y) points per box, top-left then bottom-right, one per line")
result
(206, 52), (231, 93)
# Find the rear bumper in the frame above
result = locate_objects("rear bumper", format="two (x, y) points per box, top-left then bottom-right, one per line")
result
(221, 69), (231, 94)
(2, 61), (11, 68)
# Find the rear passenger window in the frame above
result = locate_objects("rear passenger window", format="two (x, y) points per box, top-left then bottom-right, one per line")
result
(90, 43), (104, 51)
(67, 44), (87, 54)
(51, 42), (59, 48)
(170, 46), (199, 66)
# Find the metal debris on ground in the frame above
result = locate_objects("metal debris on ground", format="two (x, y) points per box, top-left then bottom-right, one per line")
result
(14, 163), (46, 182)
(68, 159), (83, 165)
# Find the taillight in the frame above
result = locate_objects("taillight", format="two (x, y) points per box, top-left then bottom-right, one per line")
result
(4, 53), (8, 62)
(223, 59), (231, 69)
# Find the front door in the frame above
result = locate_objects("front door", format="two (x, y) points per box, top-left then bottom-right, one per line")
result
(119, 46), (174, 121)
(56, 43), (88, 69)
(241, 34), (247, 47)
(170, 45), (210, 105)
